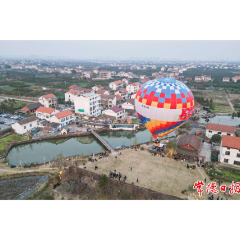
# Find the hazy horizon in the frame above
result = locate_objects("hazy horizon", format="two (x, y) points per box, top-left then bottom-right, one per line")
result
(1, 41), (240, 61)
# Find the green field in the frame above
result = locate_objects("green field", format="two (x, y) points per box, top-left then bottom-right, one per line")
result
(0, 86), (15, 91)
(0, 135), (27, 151)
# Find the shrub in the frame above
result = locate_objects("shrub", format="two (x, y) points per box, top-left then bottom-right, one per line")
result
(100, 174), (108, 188)
(66, 188), (71, 192)
(140, 147), (144, 150)
(211, 134), (221, 143)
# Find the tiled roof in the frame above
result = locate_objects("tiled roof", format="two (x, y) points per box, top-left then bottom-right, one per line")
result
(126, 99), (135, 105)
(206, 123), (235, 134)
(178, 134), (203, 152)
(17, 116), (38, 125)
(36, 106), (55, 114)
(68, 90), (78, 95)
(96, 89), (108, 94)
(54, 110), (73, 119)
(116, 94), (122, 100)
(222, 135), (240, 150)
(112, 80), (122, 84)
(118, 89), (128, 93)
(110, 106), (124, 113)
(42, 94), (56, 99)
(101, 94), (115, 100)
(24, 102), (42, 110)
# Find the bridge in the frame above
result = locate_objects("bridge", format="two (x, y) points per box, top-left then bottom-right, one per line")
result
(90, 129), (116, 154)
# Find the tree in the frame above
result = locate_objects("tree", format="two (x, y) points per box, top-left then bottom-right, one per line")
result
(71, 70), (76, 74)
(166, 141), (178, 156)
(100, 174), (108, 188)
(211, 134), (221, 143)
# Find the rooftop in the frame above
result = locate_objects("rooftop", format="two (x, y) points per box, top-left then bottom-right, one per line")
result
(222, 135), (240, 150)
(41, 94), (56, 99)
(36, 106), (56, 114)
(206, 123), (235, 134)
(110, 106), (124, 113)
(54, 110), (74, 119)
(17, 116), (38, 125)
(178, 134), (203, 152)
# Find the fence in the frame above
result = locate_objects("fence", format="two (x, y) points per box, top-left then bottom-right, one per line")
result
(61, 166), (181, 200)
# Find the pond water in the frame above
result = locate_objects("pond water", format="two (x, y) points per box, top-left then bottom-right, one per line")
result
(7, 129), (176, 166)
(198, 116), (240, 126)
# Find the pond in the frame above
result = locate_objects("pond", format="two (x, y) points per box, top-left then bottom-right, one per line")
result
(7, 129), (176, 166)
(198, 116), (240, 127)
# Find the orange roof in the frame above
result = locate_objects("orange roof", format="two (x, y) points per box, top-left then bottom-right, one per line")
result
(118, 89), (128, 93)
(36, 106), (55, 114)
(112, 80), (122, 84)
(116, 94), (122, 100)
(42, 94), (56, 99)
(54, 110), (73, 119)
(206, 123), (235, 134)
(68, 90), (78, 95)
(222, 135), (240, 150)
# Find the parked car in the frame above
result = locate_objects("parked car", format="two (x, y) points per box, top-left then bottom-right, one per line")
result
(10, 115), (16, 119)
(5, 121), (11, 125)
(0, 121), (4, 124)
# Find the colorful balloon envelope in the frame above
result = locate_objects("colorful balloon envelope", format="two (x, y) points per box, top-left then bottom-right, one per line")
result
(135, 78), (195, 139)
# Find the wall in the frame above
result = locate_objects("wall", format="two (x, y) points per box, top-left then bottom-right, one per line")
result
(219, 146), (240, 165)
(206, 129), (234, 139)
(61, 166), (181, 200)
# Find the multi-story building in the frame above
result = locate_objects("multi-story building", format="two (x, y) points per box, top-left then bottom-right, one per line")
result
(36, 106), (60, 120)
(74, 93), (101, 117)
(99, 70), (111, 79)
(38, 94), (58, 108)
(65, 90), (79, 103)
(109, 80), (122, 90)
(219, 135), (240, 166)
(206, 123), (235, 139)
(122, 99), (135, 110)
(115, 90), (129, 101)
(100, 94), (116, 109)
(126, 83), (141, 94)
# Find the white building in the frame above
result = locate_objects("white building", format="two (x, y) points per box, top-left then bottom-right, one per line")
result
(109, 80), (122, 90)
(219, 135), (240, 166)
(38, 94), (58, 108)
(122, 78), (129, 86)
(126, 83), (141, 94)
(65, 90), (79, 103)
(92, 85), (104, 91)
(223, 77), (230, 82)
(122, 99), (135, 110)
(50, 110), (75, 128)
(206, 123), (235, 139)
(36, 106), (60, 120)
(99, 71), (111, 79)
(115, 90), (129, 101)
(104, 106), (126, 120)
(74, 93), (101, 117)
(130, 93), (136, 99)
(12, 116), (38, 135)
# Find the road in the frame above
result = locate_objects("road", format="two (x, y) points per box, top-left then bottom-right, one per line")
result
(225, 92), (234, 113)
(0, 96), (37, 103)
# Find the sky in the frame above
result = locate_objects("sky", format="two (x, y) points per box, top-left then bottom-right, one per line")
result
(0, 41), (240, 61)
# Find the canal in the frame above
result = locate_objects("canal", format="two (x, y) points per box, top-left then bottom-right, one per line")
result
(198, 116), (240, 126)
(7, 129), (176, 166)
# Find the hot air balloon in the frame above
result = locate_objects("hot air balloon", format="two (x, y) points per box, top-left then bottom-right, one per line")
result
(135, 77), (195, 139)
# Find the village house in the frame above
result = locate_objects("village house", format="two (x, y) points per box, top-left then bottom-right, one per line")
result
(223, 77), (230, 82)
(194, 75), (212, 82)
(104, 106), (126, 120)
(115, 89), (129, 101)
(92, 85), (104, 91)
(232, 76), (240, 82)
(96, 89), (110, 95)
(177, 134), (203, 159)
(219, 135), (240, 166)
(38, 94), (58, 108)
(100, 94), (116, 109)
(126, 83), (141, 94)
(65, 90), (79, 103)
(12, 116), (38, 135)
(206, 123), (235, 139)
(69, 84), (78, 89)
(109, 80), (123, 90)
(50, 110), (75, 127)
(19, 102), (43, 114)
(36, 106), (60, 121)
(122, 99), (135, 110)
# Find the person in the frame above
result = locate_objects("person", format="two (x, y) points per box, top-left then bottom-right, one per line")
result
(137, 178), (139, 182)
(120, 152), (121, 155)
(130, 167), (132, 171)
(204, 178), (206, 183)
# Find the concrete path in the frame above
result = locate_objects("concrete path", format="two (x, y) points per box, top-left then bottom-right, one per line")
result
(0, 96), (37, 103)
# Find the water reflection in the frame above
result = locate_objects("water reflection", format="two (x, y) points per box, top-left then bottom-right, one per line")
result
(8, 129), (176, 165)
